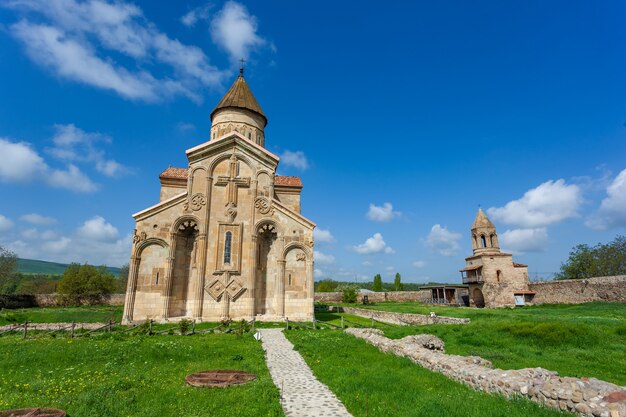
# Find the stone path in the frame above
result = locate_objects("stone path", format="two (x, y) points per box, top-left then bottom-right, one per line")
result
(258, 329), (352, 417)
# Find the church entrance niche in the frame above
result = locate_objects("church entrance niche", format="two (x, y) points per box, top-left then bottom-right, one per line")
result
(473, 288), (485, 308)
(169, 220), (198, 318)
(255, 223), (277, 315)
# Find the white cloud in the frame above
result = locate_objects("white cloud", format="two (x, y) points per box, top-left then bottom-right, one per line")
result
(367, 202), (400, 222)
(425, 224), (462, 256)
(487, 179), (582, 228)
(279, 150), (309, 171)
(48, 164), (97, 192)
(413, 260), (426, 268)
(210, 1), (266, 61)
(314, 250), (335, 264)
(499, 228), (548, 254)
(0, 137), (96, 192)
(0, 138), (48, 182)
(1, 215), (131, 266)
(314, 228), (334, 243)
(362, 261), (372, 267)
(586, 168), (626, 230)
(0, 215), (13, 232)
(353, 233), (394, 255)
(177, 122), (196, 133)
(385, 266), (395, 272)
(181, 4), (211, 28)
(314, 268), (325, 279)
(77, 216), (119, 241)
(5, 0), (226, 102)
(49, 123), (128, 178)
(21, 213), (57, 225)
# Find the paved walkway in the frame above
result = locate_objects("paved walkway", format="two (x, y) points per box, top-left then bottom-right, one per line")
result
(258, 329), (352, 417)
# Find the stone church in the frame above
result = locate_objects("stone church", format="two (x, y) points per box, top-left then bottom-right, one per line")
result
(460, 209), (534, 308)
(122, 69), (315, 324)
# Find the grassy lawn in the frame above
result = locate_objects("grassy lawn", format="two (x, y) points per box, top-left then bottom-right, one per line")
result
(0, 333), (283, 417)
(328, 301), (626, 385)
(0, 305), (124, 325)
(286, 330), (571, 417)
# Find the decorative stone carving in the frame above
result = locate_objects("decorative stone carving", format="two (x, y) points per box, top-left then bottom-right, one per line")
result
(206, 277), (246, 302)
(296, 252), (306, 262)
(254, 197), (274, 215)
(225, 203), (237, 222)
(190, 193), (206, 211)
(133, 230), (147, 245)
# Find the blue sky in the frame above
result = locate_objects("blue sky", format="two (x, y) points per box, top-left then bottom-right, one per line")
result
(0, 1), (625, 284)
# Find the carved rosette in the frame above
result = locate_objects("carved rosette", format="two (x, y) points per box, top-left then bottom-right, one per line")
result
(206, 278), (246, 301)
(190, 193), (207, 211)
(254, 197), (274, 215)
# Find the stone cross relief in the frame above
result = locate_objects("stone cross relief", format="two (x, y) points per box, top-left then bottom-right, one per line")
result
(215, 154), (250, 222)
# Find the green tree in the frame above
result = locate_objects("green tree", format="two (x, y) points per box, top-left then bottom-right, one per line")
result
(393, 272), (404, 291)
(316, 279), (338, 292)
(342, 287), (357, 303)
(117, 263), (130, 293)
(556, 235), (626, 280)
(372, 274), (383, 292)
(0, 246), (18, 293)
(57, 263), (117, 305)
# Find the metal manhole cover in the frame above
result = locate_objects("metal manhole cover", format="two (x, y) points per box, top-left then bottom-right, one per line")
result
(185, 370), (256, 388)
(0, 409), (67, 417)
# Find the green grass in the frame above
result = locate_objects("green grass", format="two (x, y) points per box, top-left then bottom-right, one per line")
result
(329, 301), (626, 385)
(0, 305), (124, 325)
(0, 333), (283, 416)
(286, 330), (571, 417)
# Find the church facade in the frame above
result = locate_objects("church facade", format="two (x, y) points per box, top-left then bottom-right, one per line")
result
(460, 209), (534, 308)
(122, 70), (315, 323)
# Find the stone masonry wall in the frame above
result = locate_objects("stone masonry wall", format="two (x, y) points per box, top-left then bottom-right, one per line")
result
(529, 276), (626, 305)
(0, 294), (126, 309)
(315, 290), (430, 303)
(347, 328), (626, 417)
(333, 306), (470, 326)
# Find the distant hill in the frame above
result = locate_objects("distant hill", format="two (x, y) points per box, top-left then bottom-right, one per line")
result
(17, 258), (122, 277)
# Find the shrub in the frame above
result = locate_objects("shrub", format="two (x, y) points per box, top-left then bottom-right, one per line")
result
(342, 288), (357, 303)
(57, 263), (117, 305)
(179, 319), (192, 335)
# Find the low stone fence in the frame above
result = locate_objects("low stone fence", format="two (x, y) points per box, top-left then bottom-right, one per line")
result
(0, 322), (105, 332)
(0, 293), (126, 309)
(347, 328), (626, 417)
(332, 306), (469, 325)
(529, 275), (626, 305)
(315, 290), (430, 303)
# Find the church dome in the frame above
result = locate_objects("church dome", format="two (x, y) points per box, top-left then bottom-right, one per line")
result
(210, 69), (267, 146)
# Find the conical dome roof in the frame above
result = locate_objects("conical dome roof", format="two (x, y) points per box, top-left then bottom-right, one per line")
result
(210, 70), (267, 126)
(472, 208), (495, 230)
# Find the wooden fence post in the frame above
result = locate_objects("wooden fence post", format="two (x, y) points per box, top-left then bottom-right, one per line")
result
(313, 319), (316, 330)
(251, 317), (255, 333)
(192, 320), (196, 335)
(71, 322), (75, 338)
(285, 318), (289, 330)
(149, 319), (153, 335)
(341, 316), (344, 329)
(23, 321), (28, 339)
(371, 318), (375, 328)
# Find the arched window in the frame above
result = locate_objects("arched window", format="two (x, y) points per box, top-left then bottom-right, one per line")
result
(496, 270), (501, 282)
(473, 234), (477, 248)
(490, 234), (495, 247)
(288, 273), (292, 286)
(155, 271), (159, 285)
(224, 231), (232, 264)
(481, 235), (487, 248)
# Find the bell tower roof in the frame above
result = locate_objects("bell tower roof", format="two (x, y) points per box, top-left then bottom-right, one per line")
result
(210, 69), (267, 127)
(472, 208), (495, 230)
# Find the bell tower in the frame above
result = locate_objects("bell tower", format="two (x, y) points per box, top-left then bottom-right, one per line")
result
(210, 67), (268, 147)
(471, 208), (500, 255)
